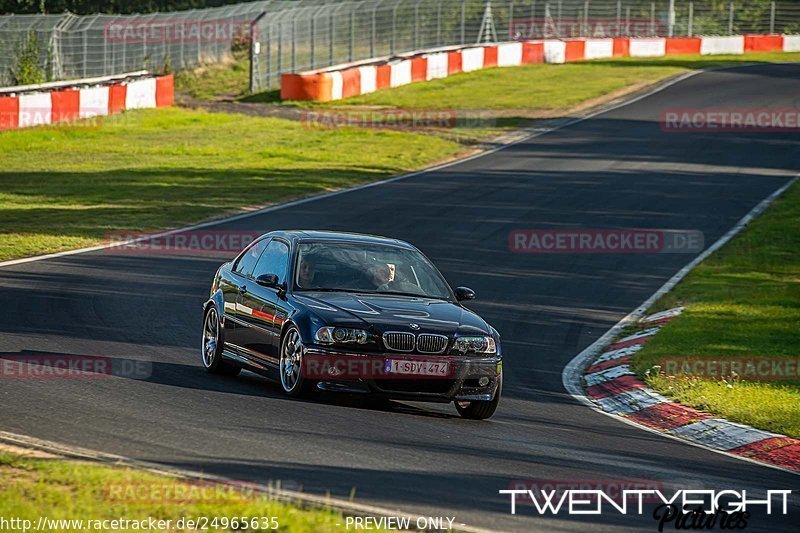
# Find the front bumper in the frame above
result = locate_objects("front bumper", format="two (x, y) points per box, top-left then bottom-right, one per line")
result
(303, 346), (502, 402)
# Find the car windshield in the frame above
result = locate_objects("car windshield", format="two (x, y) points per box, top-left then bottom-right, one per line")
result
(294, 242), (452, 300)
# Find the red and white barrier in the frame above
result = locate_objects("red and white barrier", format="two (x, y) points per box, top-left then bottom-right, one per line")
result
(426, 52), (449, 79)
(281, 34), (800, 102)
(584, 38), (615, 59)
(701, 35), (745, 55)
(629, 37), (667, 57)
(784, 34), (800, 51)
(0, 73), (174, 132)
(461, 47), (486, 72)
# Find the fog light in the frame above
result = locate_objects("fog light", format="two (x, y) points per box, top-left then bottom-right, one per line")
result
(478, 377), (490, 387)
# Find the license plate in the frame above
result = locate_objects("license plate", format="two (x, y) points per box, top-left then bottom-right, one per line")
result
(384, 359), (450, 377)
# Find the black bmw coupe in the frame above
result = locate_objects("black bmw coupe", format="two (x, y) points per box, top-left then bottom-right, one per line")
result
(202, 230), (502, 419)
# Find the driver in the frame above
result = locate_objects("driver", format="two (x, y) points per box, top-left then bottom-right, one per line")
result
(297, 255), (316, 288)
(370, 263), (394, 290)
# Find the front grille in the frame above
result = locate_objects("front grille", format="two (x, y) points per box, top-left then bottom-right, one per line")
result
(383, 332), (415, 352)
(416, 334), (448, 354)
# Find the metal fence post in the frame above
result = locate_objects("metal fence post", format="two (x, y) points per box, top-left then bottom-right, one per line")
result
(509, 0), (516, 39)
(414, 0), (420, 49)
(349, 8), (354, 61)
(82, 29), (88, 77)
(728, 2), (734, 35)
(277, 21), (282, 79)
(291, 16), (296, 72)
(310, 12), (316, 68)
(581, 0), (590, 37)
(460, 0), (466, 45)
(436, 0), (442, 45)
(668, 0), (675, 37)
(249, 12), (266, 93)
(391, 0), (398, 54)
(371, 2), (377, 57)
(770, 1), (776, 34)
(625, 6), (630, 36)
(688, 1), (693, 36)
(650, 2), (655, 36)
(616, 0), (621, 36)
(328, 9), (334, 65)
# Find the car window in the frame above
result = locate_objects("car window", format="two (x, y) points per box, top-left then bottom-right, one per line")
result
(252, 240), (289, 284)
(234, 238), (269, 277)
(295, 242), (452, 299)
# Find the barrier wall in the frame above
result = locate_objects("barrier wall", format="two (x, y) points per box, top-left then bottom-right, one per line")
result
(281, 34), (800, 102)
(0, 74), (174, 131)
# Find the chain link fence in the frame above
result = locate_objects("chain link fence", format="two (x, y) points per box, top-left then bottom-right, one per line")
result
(252, 0), (800, 91)
(2, 1), (800, 91)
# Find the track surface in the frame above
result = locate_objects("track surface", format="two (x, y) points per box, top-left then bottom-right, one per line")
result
(2, 64), (800, 531)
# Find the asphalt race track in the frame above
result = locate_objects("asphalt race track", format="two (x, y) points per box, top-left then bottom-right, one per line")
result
(2, 64), (800, 532)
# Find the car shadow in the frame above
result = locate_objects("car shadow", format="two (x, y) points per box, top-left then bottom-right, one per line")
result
(0, 350), (460, 419)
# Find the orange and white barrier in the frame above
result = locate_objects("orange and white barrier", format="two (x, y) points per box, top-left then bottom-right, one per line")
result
(281, 34), (800, 102)
(0, 73), (173, 132)
(584, 39), (614, 59)
(783, 35), (800, 51)
(700, 35), (745, 55)
(629, 38), (667, 57)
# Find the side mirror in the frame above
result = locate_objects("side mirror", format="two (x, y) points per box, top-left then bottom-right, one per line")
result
(454, 286), (476, 302)
(256, 273), (280, 288)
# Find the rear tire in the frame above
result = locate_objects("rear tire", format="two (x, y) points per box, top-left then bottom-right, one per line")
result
(202, 305), (241, 377)
(455, 376), (501, 420)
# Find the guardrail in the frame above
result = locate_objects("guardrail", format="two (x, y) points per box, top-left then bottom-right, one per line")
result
(281, 33), (799, 101)
(0, 72), (174, 131)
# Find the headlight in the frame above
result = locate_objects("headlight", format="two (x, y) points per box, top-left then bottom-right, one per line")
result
(453, 336), (497, 354)
(315, 327), (368, 345)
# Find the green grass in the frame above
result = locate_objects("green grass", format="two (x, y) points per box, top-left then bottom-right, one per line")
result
(0, 450), (356, 532)
(181, 52), (800, 110)
(308, 52), (800, 110)
(0, 107), (461, 261)
(175, 59), (251, 100)
(632, 181), (800, 437)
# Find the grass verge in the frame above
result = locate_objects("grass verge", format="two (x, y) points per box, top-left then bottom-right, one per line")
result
(0, 448), (355, 532)
(0, 107), (461, 261)
(632, 180), (800, 438)
(176, 52), (800, 112)
(335, 53), (800, 110)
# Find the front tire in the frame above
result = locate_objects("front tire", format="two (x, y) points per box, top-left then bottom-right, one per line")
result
(202, 306), (241, 377)
(279, 326), (314, 397)
(455, 376), (501, 420)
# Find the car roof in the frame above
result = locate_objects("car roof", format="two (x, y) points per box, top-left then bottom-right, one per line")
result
(266, 230), (416, 250)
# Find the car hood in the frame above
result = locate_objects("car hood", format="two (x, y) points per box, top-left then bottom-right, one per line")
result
(294, 291), (491, 336)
